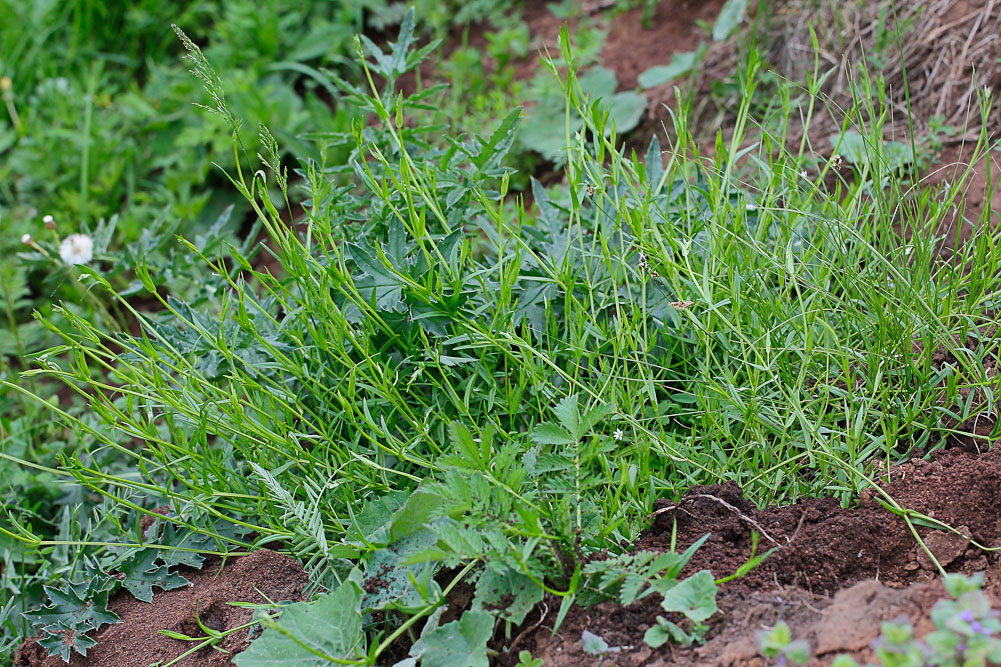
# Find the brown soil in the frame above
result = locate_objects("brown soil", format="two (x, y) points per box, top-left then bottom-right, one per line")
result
(15, 549), (308, 667)
(761, 0), (1001, 137)
(502, 444), (1001, 666)
(598, 0), (726, 90)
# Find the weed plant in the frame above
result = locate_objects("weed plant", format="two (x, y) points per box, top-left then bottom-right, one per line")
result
(3, 8), (1001, 665)
(0, 0), (391, 421)
(759, 573), (1001, 666)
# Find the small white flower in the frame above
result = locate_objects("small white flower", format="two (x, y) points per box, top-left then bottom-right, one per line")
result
(613, 428), (624, 441)
(59, 233), (93, 265)
(21, 233), (32, 244)
(42, 214), (54, 224)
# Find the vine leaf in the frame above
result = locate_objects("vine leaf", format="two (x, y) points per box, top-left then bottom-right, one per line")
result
(118, 547), (191, 603)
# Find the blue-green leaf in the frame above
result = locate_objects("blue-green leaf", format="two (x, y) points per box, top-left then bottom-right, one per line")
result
(419, 610), (494, 667)
(472, 566), (543, 625)
(713, 0), (748, 41)
(637, 51), (700, 88)
(608, 91), (647, 134)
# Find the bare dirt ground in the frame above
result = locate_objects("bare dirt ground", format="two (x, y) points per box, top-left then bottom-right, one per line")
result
(15, 550), (308, 667)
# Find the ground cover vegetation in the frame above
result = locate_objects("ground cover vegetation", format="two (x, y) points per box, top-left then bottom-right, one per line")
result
(2, 0), (1001, 665)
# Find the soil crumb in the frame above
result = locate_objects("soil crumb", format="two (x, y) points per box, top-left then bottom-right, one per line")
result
(502, 444), (1001, 666)
(15, 549), (308, 667)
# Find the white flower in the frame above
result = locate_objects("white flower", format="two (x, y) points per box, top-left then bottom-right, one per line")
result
(21, 233), (32, 244)
(42, 214), (54, 224)
(613, 428), (624, 441)
(59, 234), (93, 265)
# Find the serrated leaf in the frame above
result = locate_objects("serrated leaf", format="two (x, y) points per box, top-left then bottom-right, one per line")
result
(26, 579), (120, 661)
(657, 570), (717, 622)
(26, 580), (120, 632)
(147, 520), (209, 569)
(522, 446), (539, 476)
(236, 580), (365, 666)
(382, 219), (412, 268)
(389, 7), (417, 78)
(474, 107), (522, 170)
(552, 394), (580, 439)
(119, 548), (191, 602)
(449, 422), (482, 468)
(530, 423), (575, 446)
(420, 610), (494, 667)
(472, 566), (543, 625)
(580, 403), (614, 433)
(349, 241), (406, 311)
(36, 623), (99, 662)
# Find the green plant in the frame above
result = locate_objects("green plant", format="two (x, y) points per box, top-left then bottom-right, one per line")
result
(20, 515), (239, 660)
(758, 621), (811, 666)
(515, 649), (544, 667)
(758, 574), (1001, 667)
(8, 5), (1001, 666)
